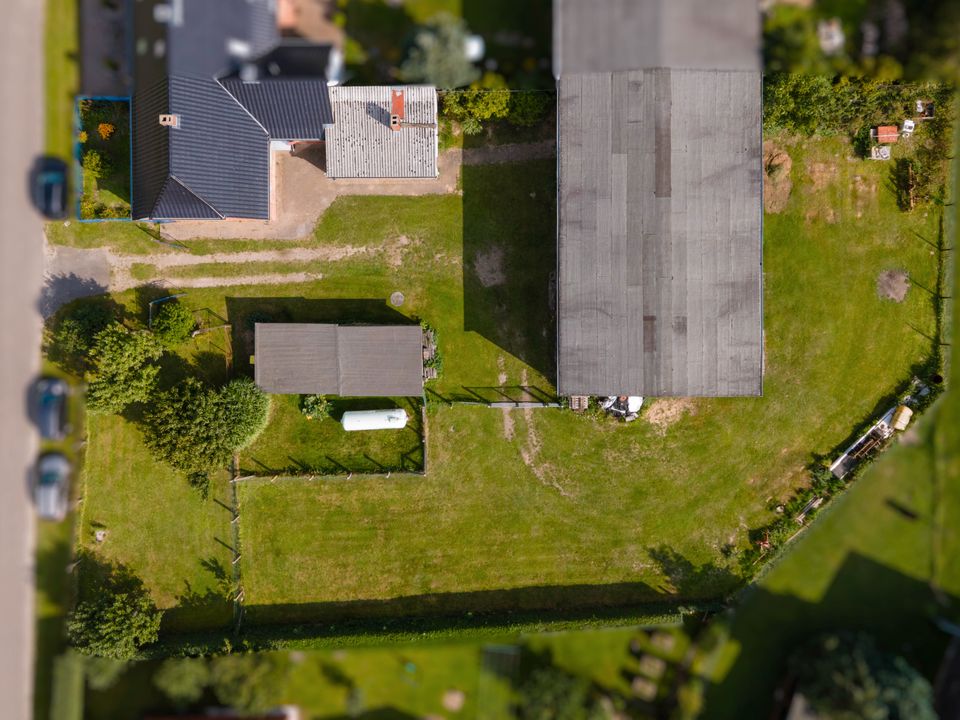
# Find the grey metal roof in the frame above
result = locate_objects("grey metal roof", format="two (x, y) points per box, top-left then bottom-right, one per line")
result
(556, 68), (763, 397)
(221, 78), (333, 139)
(133, 0), (280, 89)
(553, 0), (760, 76)
(337, 326), (425, 397)
(132, 75), (271, 219)
(254, 323), (424, 397)
(325, 86), (438, 179)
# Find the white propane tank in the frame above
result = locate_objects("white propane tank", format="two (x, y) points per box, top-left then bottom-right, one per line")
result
(341, 409), (408, 432)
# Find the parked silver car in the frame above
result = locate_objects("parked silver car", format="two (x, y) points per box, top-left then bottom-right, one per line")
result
(34, 454), (70, 521)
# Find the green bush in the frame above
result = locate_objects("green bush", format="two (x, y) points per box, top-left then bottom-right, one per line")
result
(86, 323), (164, 414)
(82, 150), (104, 179)
(154, 657), (210, 709)
(151, 300), (195, 347)
(218, 377), (271, 451)
(300, 394), (330, 421)
(508, 91), (553, 127)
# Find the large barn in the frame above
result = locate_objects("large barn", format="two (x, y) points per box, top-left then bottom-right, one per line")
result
(554, 0), (764, 397)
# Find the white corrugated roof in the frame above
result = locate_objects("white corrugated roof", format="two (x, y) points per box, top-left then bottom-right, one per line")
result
(325, 85), (438, 179)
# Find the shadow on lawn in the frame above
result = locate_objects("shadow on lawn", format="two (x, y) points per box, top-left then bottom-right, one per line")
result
(461, 161), (557, 382)
(700, 553), (960, 719)
(241, 551), (739, 628)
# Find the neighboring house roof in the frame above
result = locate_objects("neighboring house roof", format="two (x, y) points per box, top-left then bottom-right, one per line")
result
(221, 78), (333, 139)
(554, 0), (763, 397)
(133, 0), (279, 89)
(325, 86), (438, 179)
(254, 323), (424, 397)
(132, 76), (271, 220)
(552, 0), (760, 76)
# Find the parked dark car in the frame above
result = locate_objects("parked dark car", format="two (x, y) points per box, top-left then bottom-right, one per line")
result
(34, 454), (70, 521)
(30, 157), (68, 219)
(34, 377), (69, 440)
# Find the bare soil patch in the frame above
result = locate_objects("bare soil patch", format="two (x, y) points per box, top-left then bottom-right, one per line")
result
(877, 269), (910, 302)
(852, 174), (877, 218)
(473, 246), (506, 287)
(763, 143), (793, 213)
(644, 398), (697, 432)
(808, 161), (838, 191)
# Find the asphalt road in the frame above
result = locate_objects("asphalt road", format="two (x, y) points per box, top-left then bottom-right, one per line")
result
(0, 0), (46, 718)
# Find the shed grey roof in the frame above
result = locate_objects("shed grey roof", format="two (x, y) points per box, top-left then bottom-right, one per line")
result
(325, 86), (438, 178)
(556, 68), (763, 397)
(132, 76), (270, 220)
(221, 78), (333, 139)
(553, 0), (760, 76)
(254, 323), (424, 396)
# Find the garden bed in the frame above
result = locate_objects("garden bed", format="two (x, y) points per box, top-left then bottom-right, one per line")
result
(76, 97), (130, 220)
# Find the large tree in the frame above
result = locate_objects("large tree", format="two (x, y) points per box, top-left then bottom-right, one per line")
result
(143, 377), (270, 484)
(516, 666), (607, 720)
(398, 13), (480, 89)
(790, 632), (936, 720)
(66, 557), (161, 660)
(154, 657), (211, 709)
(85, 322), (163, 414)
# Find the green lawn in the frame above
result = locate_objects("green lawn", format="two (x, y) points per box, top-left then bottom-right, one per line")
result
(66, 136), (944, 634)
(693, 126), (960, 718)
(240, 394), (424, 475)
(45, 0), (77, 160)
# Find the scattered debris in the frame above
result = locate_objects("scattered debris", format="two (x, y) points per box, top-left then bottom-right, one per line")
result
(94, 529), (108, 543)
(870, 146), (891, 161)
(877, 269), (909, 303)
(600, 395), (643, 422)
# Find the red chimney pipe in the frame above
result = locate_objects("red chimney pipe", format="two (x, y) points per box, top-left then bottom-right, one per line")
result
(390, 89), (405, 131)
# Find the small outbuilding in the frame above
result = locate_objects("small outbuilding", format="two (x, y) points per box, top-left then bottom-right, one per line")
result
(873, 125), (900, 144)
(253, 323), (424, 397)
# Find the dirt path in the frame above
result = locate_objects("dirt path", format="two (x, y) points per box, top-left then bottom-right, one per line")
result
(113, 272), (323, 292)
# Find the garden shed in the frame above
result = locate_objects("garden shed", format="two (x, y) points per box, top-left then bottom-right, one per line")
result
(253, 323), (424, 397)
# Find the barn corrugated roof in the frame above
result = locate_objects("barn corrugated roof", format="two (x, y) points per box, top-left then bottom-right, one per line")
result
(325, 86), (438, 179)
(254, 323), (424, 397)
(554, 0), (763, 397)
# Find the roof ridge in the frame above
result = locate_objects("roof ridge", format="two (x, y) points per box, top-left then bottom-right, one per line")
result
(215, 76), (271, 136)
(166, 175), (226, 219)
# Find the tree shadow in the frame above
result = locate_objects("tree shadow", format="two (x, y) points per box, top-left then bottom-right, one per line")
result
(461, 160), (557, 382)
(38, 273), (108, 319)
(647, 546), (744, 599)
(700, 553), (960, 718)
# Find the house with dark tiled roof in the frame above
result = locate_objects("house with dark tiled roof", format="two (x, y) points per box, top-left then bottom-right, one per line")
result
(131, 0), (438, 221)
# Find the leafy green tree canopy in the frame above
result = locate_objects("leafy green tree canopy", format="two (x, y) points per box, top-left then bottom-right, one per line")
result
(47, 302), (114, 374)
(152, 300), (196, 347)
(154, 657), (211, 709)
(516, 666), (606, 720)
(66, 557), (161, 660)
(209, 654), (286, 712)
(790, 632), (936, 720)
(86, 322), (163, 414)
(144, 377), (270, 481)
(399, 13), (480, 89)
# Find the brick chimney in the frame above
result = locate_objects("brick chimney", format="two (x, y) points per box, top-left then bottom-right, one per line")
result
(389, 89), (404, 131)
